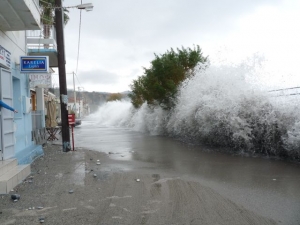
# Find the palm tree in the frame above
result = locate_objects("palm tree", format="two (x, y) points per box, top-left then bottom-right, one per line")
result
(39, 0), (69, 48)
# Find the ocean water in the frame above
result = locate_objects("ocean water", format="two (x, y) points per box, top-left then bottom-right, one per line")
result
(86, 60), (300, 159)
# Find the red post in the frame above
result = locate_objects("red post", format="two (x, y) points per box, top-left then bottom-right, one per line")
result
(68, 114), (75, 151)
(71, 126), (74, 151)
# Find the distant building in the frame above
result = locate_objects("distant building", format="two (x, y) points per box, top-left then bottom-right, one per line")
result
(68, 97), (90, 118)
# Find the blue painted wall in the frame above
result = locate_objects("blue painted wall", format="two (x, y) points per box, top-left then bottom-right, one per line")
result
(11, 63), (44, 164)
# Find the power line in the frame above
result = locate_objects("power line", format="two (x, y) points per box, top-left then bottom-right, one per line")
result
(66, 72), (82, 90)
(75, 6), (82, 76)
(75, 72), (82, 87)
(42, 0), (85, 91)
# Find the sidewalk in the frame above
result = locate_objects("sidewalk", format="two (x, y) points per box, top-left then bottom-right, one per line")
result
(0, 143), (113, 225)
(0, 143), (276, 225)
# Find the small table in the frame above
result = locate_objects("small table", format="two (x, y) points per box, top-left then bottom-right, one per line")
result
(46, 127), (61, 141)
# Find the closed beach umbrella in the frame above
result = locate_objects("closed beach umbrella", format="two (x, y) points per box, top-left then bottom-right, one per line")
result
(46, 100), (57, 127)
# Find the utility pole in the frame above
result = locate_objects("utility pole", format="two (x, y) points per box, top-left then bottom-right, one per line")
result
(55, 0), (71, 152)
(73, 72), (77, 116)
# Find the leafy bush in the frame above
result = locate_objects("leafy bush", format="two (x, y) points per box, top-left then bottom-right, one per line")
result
(129, 46), (208, 109)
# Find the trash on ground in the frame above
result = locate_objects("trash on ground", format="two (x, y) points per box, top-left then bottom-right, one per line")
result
(11, 194), (20, 200)
(136, 179), (140, 182)
(69, 190), (74, 194)
(97, 162), (101, 165)
(93, 174), (97, 177)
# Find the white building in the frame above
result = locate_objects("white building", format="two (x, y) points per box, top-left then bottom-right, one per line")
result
(0, 0), (52, 194)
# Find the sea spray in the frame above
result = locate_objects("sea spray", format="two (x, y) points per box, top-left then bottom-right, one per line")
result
(168, 64), (298, 158)
(87, 63), (300, 159)
(129, 103), (166, 135)
(166, 65), (284, 151)
(87, 100), (132, 127)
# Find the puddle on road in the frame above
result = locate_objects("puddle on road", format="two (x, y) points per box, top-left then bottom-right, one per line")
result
(108, 152), (132, 161)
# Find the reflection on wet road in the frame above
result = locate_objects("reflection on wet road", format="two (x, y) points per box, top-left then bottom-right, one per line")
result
(75, 120), (300, 224)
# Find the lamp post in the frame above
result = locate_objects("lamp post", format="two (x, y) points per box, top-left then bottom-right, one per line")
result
(55, 0), (93, 152)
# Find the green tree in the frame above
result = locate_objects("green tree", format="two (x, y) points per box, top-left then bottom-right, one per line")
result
(129, 46), (208, 109)
(39, 0), (69, 48)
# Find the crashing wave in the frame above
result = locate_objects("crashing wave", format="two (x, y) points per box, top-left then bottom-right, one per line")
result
(87, 62), (300, 160)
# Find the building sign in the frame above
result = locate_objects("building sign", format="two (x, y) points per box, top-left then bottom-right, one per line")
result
(20, 56), (49, 73)
(0, 45), (11, 69)
(29, 73), (52, 88)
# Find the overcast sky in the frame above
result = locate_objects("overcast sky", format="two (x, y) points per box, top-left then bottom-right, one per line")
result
(52, 0), (300, 93)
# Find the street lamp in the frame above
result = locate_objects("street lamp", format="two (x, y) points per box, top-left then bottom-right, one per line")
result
(55, 0), (93, 152)
(76, 3), (94, 11)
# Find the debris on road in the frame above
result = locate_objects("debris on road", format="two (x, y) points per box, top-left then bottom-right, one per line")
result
(11, 194), (20, 200)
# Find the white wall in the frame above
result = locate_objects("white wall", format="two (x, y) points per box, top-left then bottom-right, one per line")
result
(0, 30), (27, 64)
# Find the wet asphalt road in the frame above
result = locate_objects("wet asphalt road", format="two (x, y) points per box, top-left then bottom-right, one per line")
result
(74, 120), (300, 225)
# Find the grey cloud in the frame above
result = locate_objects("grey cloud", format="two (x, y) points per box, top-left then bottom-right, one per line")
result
(85, 70), (119, 84)
(73, 70), (120, 86)
(77, 0), (281, 40)
(62, 0), (284, 92)
(64, 0), (282, 57)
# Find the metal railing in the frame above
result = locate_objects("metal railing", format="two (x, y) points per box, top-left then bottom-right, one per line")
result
(269, 86), (300, 96)
(268, 86), (300, 106)
(26, 24), (57, 50)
